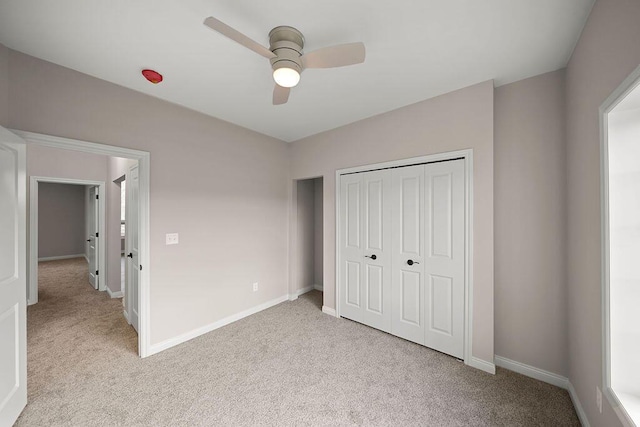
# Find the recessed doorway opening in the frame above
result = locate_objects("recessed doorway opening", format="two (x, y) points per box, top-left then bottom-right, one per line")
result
(290, 176), (324, 307)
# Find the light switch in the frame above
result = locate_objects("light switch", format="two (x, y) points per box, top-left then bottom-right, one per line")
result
(166, 233), (179, 245)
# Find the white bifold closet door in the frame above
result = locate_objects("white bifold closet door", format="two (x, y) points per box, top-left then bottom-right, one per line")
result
(340, 169), (392, 333)
(340, 158), (465, 359)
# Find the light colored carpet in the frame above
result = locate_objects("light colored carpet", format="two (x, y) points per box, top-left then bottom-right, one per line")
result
(17, 257), (579, 426)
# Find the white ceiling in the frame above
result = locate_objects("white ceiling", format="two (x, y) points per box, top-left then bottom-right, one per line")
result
(0, 0), (594, 142)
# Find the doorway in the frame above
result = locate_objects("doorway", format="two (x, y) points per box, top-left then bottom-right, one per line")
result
(290, 177), (324, 306)
(29, 177), (106, 301)
(15, 129), (151, 357)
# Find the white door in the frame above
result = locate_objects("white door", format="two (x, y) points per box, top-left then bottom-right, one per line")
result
(424, 159), (465, 358)
(361, 170), (392, 332)
(339, 170), (393, 332)
(339, 173), (364, 323)
(391, 165), (425, 345)
(87, 186), (99, 289)
(0, 127), (27, 426)
(125, 164), (139, 333)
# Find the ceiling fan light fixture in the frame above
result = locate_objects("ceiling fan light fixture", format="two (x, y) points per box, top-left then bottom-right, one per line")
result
(273, 66), (300, 88)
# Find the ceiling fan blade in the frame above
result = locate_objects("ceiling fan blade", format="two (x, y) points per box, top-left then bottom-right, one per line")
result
(301, 42), (366, 69)
(203, 16), (276, 60)
(273, 84), (290, 105)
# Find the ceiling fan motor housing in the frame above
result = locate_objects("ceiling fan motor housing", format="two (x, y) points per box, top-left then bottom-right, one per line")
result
(269, 26), (304, 73)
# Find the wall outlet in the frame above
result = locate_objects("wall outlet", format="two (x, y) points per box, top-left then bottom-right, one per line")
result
(166, 233), (179, 245)
(596, 386), (602, 413)
(252, 282), (259, 292)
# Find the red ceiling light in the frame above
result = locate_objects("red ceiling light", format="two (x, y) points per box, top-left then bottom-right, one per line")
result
(142, 69), (163, 84)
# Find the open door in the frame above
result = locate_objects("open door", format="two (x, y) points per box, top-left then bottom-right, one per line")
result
(87, 186), (99, 290)
(0, 127), (27, 426)
(125, 164), (139, 333)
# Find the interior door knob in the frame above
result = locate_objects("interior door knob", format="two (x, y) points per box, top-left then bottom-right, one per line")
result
(86, 239), (91, 242)
(127, 253), (133, 258)
(365, 254), (377, 260)
(407, 259), (420, 266)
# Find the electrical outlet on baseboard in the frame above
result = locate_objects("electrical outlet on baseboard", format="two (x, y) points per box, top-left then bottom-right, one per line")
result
(252, 282), (259, 292)
(596, 386), (602, 413)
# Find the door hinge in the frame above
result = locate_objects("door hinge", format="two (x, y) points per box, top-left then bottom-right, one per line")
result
(139, 265), (142, 271)
(96, 270), (99, 275)
(96, 232), (99, 237)
(96, 194), (99, 200)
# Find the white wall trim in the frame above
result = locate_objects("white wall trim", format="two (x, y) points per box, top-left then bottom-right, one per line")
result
(38, 254), (85, 262)
(495, 356), (568, 389)
(106, 287), (124, 299)
(314, 283), (324, 291)
(147, 294), (289, 357)
(568, 382), (592, 427)
(598, 64), (640, 427)
(322, 306), (337, 317)
(29, 176), (106, 304)
(334, 149), (484, 371)
(468, 356), (496, 375)
(15, 129), (152, 359)
(289, 285), (315, 300)
(495, 356), (591, 426)
(123, 309), (130, 324)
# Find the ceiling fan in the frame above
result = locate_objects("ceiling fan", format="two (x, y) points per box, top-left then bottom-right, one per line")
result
(203, 16), (366, 105)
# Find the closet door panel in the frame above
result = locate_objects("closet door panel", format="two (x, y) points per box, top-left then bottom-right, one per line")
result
(424, 159), (465, 359)
(361, 170), (392, 332)
(391, 165), (425, 345)
(340, 174), (364, 322)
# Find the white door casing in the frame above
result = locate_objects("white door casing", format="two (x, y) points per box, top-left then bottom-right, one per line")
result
(88, 186), (99, 289)
(391, 164), (425, 345)
(0, 127), (27, 427)
(424, 159), (465, 358)
(126, 164), (140, 333)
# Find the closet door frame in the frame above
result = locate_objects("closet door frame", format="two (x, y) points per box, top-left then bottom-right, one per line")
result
(335, 149), (474, 367)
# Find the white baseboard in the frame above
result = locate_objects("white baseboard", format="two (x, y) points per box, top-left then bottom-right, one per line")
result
(494, 356), (590, 426)
(322, 306), (337, 317)
(567, 382), (591, 427)
(106, 286), (124, 299)
(288, 285), (315, 300)
(314, 283), (324, 291)
(495, 356), (568, 389)
(84, 254), (89, 263)
(38, 254), (85, 262)
(123, 309), (130, 324)
(468, 356), (496, 374)
(147, 294), (289, 357)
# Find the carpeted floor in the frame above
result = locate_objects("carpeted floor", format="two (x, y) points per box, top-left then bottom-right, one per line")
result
(17, 257), (580, 426)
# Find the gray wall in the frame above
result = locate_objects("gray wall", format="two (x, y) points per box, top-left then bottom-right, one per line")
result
(494, 69), (568, 376)
(8, 49), (290, 345)
(38, 183), (86, 259)
(565, 0), (640, 425)
(290, 81), (495, 365)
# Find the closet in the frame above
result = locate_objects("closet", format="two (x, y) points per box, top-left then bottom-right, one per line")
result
(339, 158), (465, 359)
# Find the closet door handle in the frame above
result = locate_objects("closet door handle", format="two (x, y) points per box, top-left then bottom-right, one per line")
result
(365, 254), (377, 260)
(127, 253), (133, 258)
(407, 259), (419, 266)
